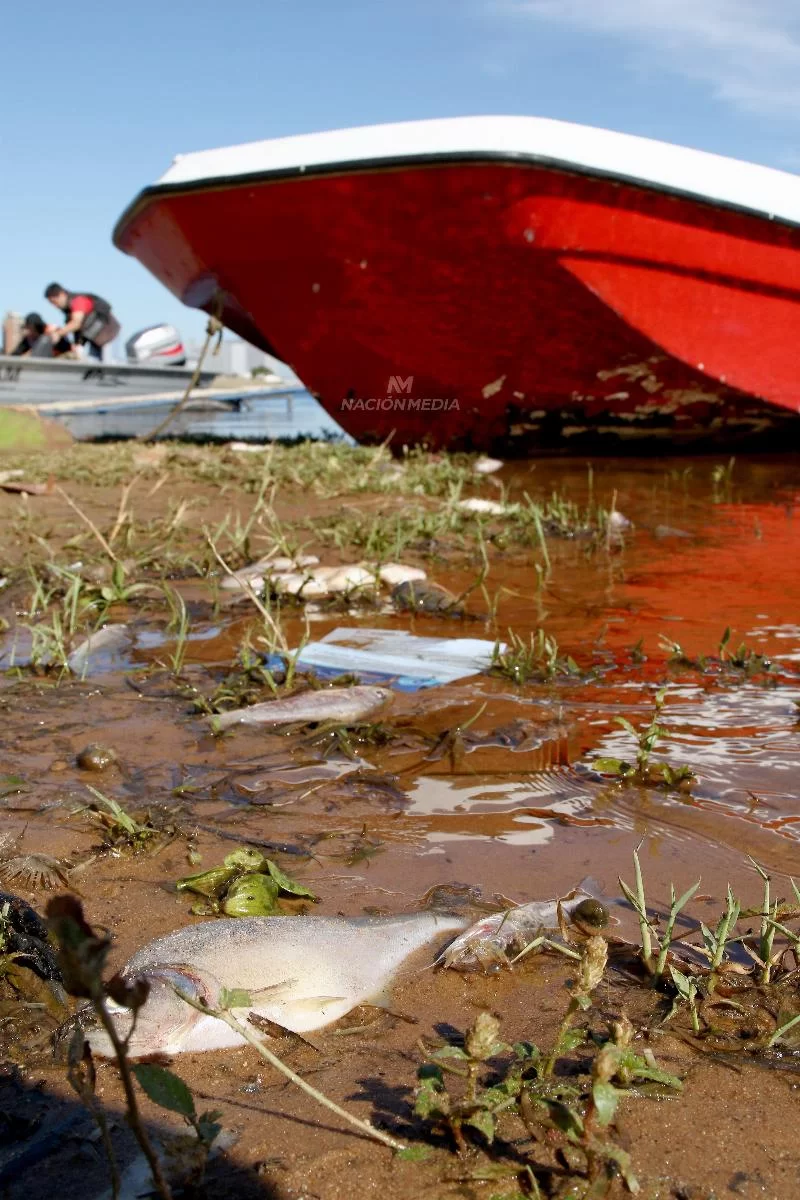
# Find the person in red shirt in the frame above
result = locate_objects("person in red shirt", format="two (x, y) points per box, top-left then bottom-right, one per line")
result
(44, 283), (120, 361)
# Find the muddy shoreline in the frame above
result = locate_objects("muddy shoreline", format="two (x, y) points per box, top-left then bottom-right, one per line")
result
(1, 442), (799, 1199)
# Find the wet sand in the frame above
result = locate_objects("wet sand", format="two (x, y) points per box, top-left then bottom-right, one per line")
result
(1, 442), (799, 1198)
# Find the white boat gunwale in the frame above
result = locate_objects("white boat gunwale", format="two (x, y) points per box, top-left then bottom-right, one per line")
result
(0, 353), (215, 385)
(113, 116), (800, 243)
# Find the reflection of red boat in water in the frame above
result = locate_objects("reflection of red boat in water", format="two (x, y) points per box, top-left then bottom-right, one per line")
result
(115, 116), (800, 450)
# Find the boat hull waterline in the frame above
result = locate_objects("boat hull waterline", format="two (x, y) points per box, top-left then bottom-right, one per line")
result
(114, 117), (800, 450)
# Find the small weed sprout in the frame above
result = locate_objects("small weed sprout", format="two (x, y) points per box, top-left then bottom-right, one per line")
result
(697, 886), (741, 983)
(660, 627), (773, 678)
(618, 846), (699, 981)
(668, 967), (701, 1033)
(161, 584), (190, 676)
(593, 688), (695, 790)
(711, 456), (735, 501)
(79, 786), (161, 852)
(132, 1063), (223, 1186)
(491, 630), (580, 685)
(542, 935), (608, 1079)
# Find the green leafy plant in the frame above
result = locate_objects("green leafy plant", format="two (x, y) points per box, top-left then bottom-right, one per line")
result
(94, 560), (151, 607)
(176, 847), (316, 915)
(413, 940), (680, 1197)
(132, 1063), (223, 1185)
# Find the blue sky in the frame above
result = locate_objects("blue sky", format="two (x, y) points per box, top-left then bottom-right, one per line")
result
(2, 0), (799, 349)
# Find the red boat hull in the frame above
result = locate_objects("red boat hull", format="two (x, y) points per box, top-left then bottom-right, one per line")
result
(116, 159), (800, 449)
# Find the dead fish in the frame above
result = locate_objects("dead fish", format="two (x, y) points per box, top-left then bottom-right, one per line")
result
(67, 624), (130, 675)
(222, 555), (320, 591)
(607, 511), (632, 531)
(437, 880), (610, 972)
(323, 565), (376, 593)
(212, 684), (392, 730)
(221, 568), (267, 592)
(653, 524), (692, 539)
(456, 498), (508, 515)
(377, 563), (427, 586)
(0, 479), (51, 496)
(273, 564), (375, 598)
(274, 571), (330, 598)
(86, 911), (467, 1056)
(473, 457), (504, 475)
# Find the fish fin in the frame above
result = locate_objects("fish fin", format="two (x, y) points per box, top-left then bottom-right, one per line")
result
(246, 1011), (323, 1050)
(576, 876), (606, 898)
(246, 978), (299, 1002)
(285, 995), (348, 1013)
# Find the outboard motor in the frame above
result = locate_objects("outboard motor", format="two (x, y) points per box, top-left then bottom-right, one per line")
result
(126, 324), (186, 367)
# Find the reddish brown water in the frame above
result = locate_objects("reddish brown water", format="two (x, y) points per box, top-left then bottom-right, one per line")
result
(1, 448), (799, 1199)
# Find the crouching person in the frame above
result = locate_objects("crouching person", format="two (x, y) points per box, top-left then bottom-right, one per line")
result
(44, 283), (121, 361)
(12, 312), (72, 358)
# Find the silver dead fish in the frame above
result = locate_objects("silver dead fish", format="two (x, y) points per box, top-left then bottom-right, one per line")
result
(437, 881), (610, 972)
(212, 684), (392, 730)
(68, 624), (130, 675)
(86, 911), (467, 1057)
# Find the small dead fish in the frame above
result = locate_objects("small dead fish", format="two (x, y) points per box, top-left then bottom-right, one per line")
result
(67, 624), (130, 675)
(607, 511), (632, 531)
(275, 564), (377, 597)
(86, 911), (467, 1056)
(437, 880), (609, 972)
(0, 479), (51, 495)
(653, 524), (692, 539)
(456, 498), (508, 515)
(221, 555), (320, 591)
(212, 684), (392, 730)
(274, 571), (330, 598)
(323, 565), (376, 593)
(473, 457), (504, 475)
(377, 563), (427, 586)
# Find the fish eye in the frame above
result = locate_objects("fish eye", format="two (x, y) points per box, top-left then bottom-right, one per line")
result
(571, 898), (609, 931)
